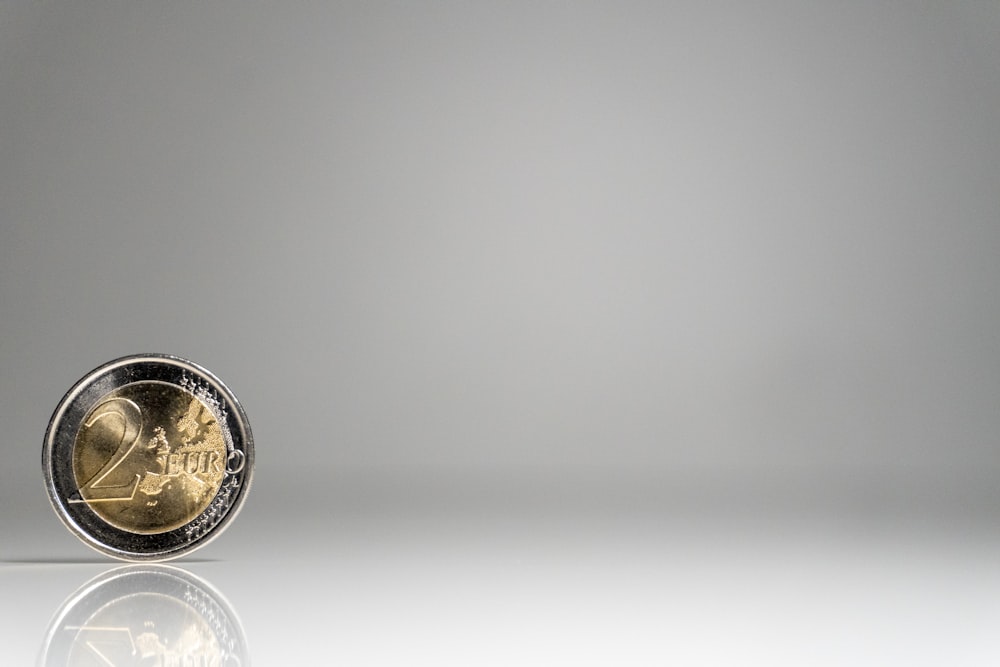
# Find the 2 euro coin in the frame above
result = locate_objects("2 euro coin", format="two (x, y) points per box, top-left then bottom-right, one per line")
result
(43, 354), (254, 561)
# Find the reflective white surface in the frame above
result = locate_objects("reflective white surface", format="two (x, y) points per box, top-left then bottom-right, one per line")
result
(4, 472), (1000, 665)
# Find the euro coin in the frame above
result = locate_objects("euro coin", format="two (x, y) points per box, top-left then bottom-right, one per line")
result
(43, 354), (254, 561)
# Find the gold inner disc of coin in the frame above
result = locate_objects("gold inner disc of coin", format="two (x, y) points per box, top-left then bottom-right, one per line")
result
(71, 382), (227, 534)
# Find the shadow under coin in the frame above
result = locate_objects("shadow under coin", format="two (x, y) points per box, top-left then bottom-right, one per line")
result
(39, 565), (249, 666)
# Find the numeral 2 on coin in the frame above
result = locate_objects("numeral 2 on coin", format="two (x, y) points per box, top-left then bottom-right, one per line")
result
(68, 398), (143, 504)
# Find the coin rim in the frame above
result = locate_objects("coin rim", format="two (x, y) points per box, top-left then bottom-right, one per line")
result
(42, 354), (254, 561)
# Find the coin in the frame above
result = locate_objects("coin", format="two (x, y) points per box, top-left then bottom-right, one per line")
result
(43, 354), (254, 561)
(40, 565), (249, 665)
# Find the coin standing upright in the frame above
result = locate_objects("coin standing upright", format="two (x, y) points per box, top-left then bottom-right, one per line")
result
(43, 355), (254, 561)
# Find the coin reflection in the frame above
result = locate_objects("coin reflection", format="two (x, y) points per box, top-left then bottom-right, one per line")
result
(40, 565), (249, 666)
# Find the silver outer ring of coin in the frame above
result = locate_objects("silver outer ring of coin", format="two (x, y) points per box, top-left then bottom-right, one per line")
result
(38, 565), (250, 666)
(42, 354), (254, 561)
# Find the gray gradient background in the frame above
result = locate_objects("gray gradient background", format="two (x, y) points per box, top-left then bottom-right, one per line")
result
(2, 2), (1000, 663)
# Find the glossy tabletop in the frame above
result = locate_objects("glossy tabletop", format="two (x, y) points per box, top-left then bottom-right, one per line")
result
(4, 472), (1000, 665)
